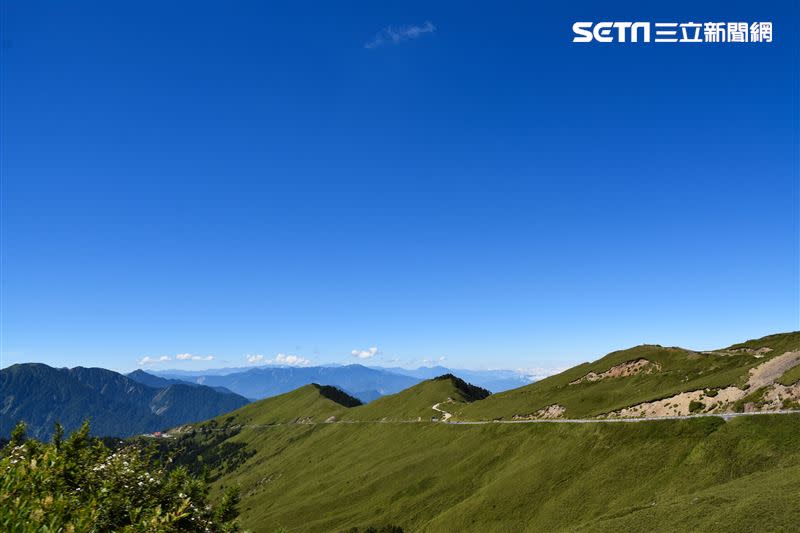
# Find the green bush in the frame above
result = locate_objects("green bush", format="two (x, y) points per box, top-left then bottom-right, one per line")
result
(732, 386), (769, 413)
(688, 401), (704, 413)
(0, 421), (241, 532)
(782, 399), (800, 410)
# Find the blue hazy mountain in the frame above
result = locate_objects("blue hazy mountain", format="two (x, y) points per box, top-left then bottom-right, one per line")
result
(376, 366), (534, 392)
(153, 364), (535, 402)
(126, 369), (240, 396)
(0, 363), (249, 439)
(154, 364), (421, 402)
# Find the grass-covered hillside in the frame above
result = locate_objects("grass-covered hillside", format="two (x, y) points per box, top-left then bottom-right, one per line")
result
(188, 383), (363, 428)
(167, 413), (800, 532)
(151, 331), (800, 532)
(455, 331), (800, 421)
(338, 374), (490, 422)
(152, 384), (364, 487)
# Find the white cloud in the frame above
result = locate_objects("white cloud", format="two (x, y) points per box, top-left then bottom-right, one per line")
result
(175, 353), (214, 362)
(365, 21), (436, 49)
(516, 367), (568, 382)
(273, 353), (311, 367)
(246, 354), (265, 364)
(351, 347), (379, 359)
(138, 353), (211, 366)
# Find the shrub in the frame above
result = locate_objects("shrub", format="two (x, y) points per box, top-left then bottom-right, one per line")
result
(782, 399), (800, 410)
(688, 401), (704, 413)
(0, 421), (241, 532)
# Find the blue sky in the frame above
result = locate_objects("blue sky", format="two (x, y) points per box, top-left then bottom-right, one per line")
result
(1, 0), (798, 373)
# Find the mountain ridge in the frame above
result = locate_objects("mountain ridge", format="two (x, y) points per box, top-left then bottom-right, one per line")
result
(152, 362), (533, 403)
(455, 331), (800, 421)
(0, 363), (250, 439)
(155, 364), (420, 403)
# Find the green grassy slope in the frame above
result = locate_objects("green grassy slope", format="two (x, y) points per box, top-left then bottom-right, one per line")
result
(160, 332), (800, 531)
(779, 365), (800, 386)
(338, 374), (490, 422)
(455, 332), (800, 420)
(158, 384), (363, 481)
(188, 415), (800, 532)
(199, 383), (361, 426)
(727, 331), (800, 354)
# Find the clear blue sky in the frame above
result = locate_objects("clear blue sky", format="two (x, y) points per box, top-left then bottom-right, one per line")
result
(2, 0), (798, 373)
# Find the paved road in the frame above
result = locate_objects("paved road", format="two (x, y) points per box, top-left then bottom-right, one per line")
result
(431, 402), (452, 422)
(167, 409), (800, 435)
(446, 409), (800, 425)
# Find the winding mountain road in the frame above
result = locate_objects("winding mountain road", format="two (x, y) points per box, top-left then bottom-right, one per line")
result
(431, 401), (453, 421)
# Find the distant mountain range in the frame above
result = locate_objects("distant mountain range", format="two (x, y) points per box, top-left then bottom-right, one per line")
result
(372, 365), (533, 393)
(0, 363), (249, 439)
(152, 364), (534, 402)
(153, 365), (419, 403)
(0, 361), (535, 439)
(126, 369), (240, 395)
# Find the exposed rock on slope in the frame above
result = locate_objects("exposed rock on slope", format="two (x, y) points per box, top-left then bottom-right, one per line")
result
(455, 331), (800, 421)
(601, 350), (800, 418)
(512, 404), (565, 420)
(569, 359), (661, 385)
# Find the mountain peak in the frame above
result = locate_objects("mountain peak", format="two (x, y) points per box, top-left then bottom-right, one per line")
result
(338, 373), (491, 422)
(310, 383), (363, 408)
(432, 374), (492, 402)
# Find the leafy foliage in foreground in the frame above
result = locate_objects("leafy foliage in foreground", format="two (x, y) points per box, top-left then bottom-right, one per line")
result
(0, 422), (241, 532)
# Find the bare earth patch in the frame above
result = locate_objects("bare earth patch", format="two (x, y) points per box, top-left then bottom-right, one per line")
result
(600, 351), (800, 418)
(569, 359), (661, 385)
(761, 382), (800, 409)
(513, 404), (565, 420)
(708, 346), (774, 358)
(747, 350), (800, 389)
(600, 390), (707, 418)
